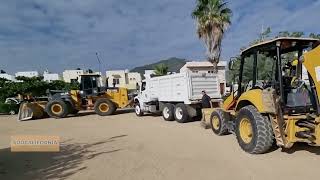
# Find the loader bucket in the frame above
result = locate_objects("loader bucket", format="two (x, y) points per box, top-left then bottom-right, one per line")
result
(18, 102), (47, 121)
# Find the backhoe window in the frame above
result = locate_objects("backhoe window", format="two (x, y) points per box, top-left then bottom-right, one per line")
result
(241, 55), (254, 92)
(256, 54), (275, 88)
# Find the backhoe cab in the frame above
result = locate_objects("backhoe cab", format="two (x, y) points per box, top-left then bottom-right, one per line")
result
(209, 37), (320, 154)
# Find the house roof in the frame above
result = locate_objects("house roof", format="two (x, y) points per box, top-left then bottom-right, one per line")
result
(183, 61), (227, 68)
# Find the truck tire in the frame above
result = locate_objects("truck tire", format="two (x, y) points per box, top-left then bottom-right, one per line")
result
(94, 98), (116, 116)
(174, 103), (189, 123)
(135, 104), (144, 116)
(46, 100), (69, 118)
(235, 105), (274, 154)
(210, 109), (229, 135)
(162, 103), (175, 121)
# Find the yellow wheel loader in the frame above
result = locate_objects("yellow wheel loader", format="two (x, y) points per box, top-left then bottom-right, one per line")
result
(205, 37), (320, 154)
(18, 74), (133, 120)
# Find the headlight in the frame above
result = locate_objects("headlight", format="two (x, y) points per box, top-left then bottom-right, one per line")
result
(80, 90), (84, 94)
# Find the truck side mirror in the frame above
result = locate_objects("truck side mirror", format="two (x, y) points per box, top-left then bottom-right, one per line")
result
(229, 57), (238, 70)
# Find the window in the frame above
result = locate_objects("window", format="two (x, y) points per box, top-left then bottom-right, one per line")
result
(240, 55), (254, 92)
(256, 53), (275, 84)
(113, 79), (120, 85)
(141, 82), (146, 91)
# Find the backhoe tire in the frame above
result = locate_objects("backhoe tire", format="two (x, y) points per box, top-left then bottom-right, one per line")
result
(162, 103), (175, 121)
(235, 105), (274, 154)
(174, 103), (189, 123)
(46, 100), (69, 118)
(135, 103), (144, 116)
(210, 109), (229, 136)
(94, 98), (116, 116)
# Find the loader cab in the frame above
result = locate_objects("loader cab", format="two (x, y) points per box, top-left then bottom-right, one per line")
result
(235, 37), (320, 114)
(79, 74), (102, 97)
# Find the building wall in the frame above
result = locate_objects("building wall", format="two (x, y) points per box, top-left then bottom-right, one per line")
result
(43, 73), (60, 82)
(15, 71), (39, 78)
(106, 70), (141, 90)
(127, 72), (142, 90)
(63, 70), (84, 83)
(0, 74), (16, 81)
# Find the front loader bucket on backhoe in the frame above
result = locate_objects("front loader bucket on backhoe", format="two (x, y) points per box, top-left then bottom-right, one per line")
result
(18, 102), (48, 121)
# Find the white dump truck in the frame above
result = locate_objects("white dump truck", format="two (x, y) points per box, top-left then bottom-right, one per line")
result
(134, 72), (221, 123)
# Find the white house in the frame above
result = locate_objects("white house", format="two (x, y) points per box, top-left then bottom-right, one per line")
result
(180, 61), (227, 95)
(144, 70), (155, 78)
(106, 70), (141, 90)
(0, 73), (16, 81)
(15, 71), (39, 78)
(62, 69), (84, 83)
(43, 70), (60, 82)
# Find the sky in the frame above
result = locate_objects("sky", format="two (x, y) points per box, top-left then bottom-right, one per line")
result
(0, 0), (320, 74)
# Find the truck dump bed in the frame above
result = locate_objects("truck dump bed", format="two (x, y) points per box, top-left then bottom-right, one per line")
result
(147, 72), (220, 104)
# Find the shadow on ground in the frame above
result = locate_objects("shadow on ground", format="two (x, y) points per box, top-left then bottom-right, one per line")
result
(281, 142), (320, 155)
(0, 135), (127, 180)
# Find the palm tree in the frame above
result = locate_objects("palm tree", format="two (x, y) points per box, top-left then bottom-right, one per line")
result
(192, 0), (232, 72)
(154, 64), (169, 76)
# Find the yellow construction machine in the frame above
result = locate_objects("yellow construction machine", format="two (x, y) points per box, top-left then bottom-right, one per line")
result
(18, 74), (133, 120)
(203, 37), (320, 154)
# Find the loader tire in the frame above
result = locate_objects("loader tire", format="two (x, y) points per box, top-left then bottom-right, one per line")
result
(210, 109), (229, 136)
(46, 100), (69, 118)
(174, 103), (189, 123)
(162, 103), (175, 121)
(235, 105), (274, 154)
(65, 101), (79, 115)
(94, 98), (116, 116)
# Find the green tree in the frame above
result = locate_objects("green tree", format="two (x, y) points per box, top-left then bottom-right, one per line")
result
(192, 0), (232, 72)
(154, 64), (169, 76)
(260, 27), (272, 41)
(309, 33), (320, 39)
(0, 77), (79, 101)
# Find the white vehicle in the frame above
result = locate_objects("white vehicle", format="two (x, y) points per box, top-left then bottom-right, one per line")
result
(134, 72), (221, 123)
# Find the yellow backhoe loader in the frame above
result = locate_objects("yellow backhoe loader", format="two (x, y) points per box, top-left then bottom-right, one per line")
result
(203, 37), (320, 154)
(18, 74), (133, 121)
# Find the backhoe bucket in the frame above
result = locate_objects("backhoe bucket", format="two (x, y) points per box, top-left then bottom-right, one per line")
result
(201, 108), (216, 129)
(18, 102), (47, 121)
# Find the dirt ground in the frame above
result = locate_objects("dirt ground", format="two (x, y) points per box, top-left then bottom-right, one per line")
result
(0, 109), (319, 180)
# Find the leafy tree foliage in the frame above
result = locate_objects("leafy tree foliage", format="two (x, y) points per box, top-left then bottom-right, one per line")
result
(309, 33), (320, 39)
(154, 64), (169, 76)
(192, 0), (232, 72)
(0, 77), (79, 101)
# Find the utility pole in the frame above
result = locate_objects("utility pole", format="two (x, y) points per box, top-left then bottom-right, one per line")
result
(95, 52), (101, 75)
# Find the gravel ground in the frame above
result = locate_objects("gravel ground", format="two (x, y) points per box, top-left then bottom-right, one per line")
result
(0, 109), (319, 180)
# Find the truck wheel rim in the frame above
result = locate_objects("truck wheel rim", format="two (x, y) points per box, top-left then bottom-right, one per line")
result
(135, 105), (140, 114)
(212, 116), (220, 130)
(239, 117), (253, 144)
(99, 103), (109, 112)
(163, 107), (170, 118)
(175, 107), (183, 120)
(51, 104), (62, 114)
